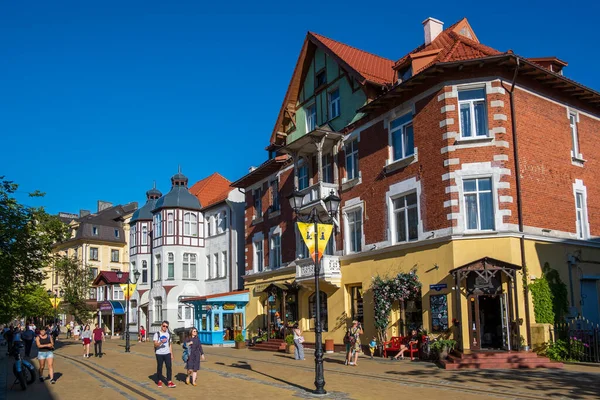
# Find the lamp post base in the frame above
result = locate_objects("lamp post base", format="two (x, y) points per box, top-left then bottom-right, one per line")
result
(125, 332), (130, 353)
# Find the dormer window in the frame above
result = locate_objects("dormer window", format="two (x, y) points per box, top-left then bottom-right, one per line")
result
(398, 66), (412, 83)
(92, 226), (98, 236)
(316, 70), (326, 88)
(114, 229), (119, 238)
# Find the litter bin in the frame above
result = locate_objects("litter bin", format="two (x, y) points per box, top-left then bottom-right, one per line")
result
(325, 339), (334, 353)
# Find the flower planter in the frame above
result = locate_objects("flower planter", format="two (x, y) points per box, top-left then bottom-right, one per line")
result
(235, 341), (246, 349)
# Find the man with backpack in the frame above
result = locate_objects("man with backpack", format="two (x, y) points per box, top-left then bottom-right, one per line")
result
(153, 320), (175, 388)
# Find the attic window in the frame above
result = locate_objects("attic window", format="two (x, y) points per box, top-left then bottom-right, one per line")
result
(398, 66), (412, 83)
(115, 229), (120, 238)
(92, 226), (98, 236)
(316, 70), (326, 88)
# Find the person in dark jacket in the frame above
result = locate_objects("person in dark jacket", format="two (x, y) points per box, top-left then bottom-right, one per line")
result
(184, 327), (204, 386)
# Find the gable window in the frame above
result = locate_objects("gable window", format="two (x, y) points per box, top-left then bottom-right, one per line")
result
(459, 88), (488, 138)
(298, 163), (309, 190)
(254, 240), (264, 272)
(306, 103), (316, 132)
(576, 192), (588, 239)
(392, 193), (418, 243)
(89, 247), (99, 261)
(390, 113), (414, 161)
(271, 234), (281, 269)
(329, 88), (340, 120)
(570, 112), (582, 160)
(167, 212), (174, 235)
(167, 252), (174, 279)
(346, 208), (363, 253)
(463, 177), (494, 231)
(270, 180), (280, 212)
(142, 224), (148, 245)
(142, 260), (148, 284)
(92, 226), (98, 236)
(155, 254), (162, 281)
(345, 140), (359, 181)
(111, 249), (119, 263)
(114, 229), (120, 238)
(183, 253), (197, 279)
(254, 188), (263, 219)
(316, 70), (326, 88)
(322, 153), (333, 183)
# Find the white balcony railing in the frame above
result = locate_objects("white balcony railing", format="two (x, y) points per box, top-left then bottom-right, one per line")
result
(295, 255), (341, 287)
(298, 182), (338, 213)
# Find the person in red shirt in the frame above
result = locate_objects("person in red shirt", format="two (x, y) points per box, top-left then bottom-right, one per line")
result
(92, 323), (104, 358)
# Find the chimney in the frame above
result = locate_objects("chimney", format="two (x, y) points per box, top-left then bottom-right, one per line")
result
(79, 209), (91, 218)
(423, 17), (443, 45)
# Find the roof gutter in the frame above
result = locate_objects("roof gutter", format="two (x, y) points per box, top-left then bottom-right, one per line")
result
(503, 57), (532, 349)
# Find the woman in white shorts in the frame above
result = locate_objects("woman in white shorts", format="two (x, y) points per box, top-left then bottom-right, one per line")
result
(36, 326), (56, 384)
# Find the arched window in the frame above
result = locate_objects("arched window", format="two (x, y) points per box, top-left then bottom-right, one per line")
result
(190, 213), (198, 236)
(308, 291), (328, 332)
(167, 212), (174, 235)
(184, 212), (191, 235)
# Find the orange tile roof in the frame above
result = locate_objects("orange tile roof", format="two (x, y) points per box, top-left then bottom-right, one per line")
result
(309, 32), (395, 85)
(189, 172), (232, 209)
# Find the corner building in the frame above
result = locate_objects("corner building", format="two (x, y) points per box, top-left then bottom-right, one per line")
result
(233, 17), (600, 352)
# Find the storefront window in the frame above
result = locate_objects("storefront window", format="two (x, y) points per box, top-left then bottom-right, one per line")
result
(309, 291), (328, 332)
(285, 293), (298, 323)
(430, 294), (448, 332)
(404, 297), (423, 333)
(214, 313), (220, 331)
(350, 286), (363, 321)
(201, 314), (207, 331)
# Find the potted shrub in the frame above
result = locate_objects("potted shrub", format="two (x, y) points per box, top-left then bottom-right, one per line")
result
(519, 335), (530, 352)
(285, 334), (295, 354)
(430, 339), (456, 361)
(234, 333), (246, 349)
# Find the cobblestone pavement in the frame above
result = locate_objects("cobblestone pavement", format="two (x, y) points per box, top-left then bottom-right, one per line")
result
(3, 338), (600, 400)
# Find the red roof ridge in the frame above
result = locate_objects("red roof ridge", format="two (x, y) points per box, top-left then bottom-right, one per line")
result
(309, 31), (394, 65)
(190, 172), (232, 209)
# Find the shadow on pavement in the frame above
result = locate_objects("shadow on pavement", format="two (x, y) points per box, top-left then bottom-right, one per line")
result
(387, 367), (600, 399)
(229, 360), (314, 394)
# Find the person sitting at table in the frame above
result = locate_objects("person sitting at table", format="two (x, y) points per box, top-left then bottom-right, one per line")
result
(392, 329), (419, 360)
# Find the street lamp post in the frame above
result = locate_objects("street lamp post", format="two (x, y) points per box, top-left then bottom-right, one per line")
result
(287, 189), (340, 395)
(117, 269), (141, 353)
(47, 289), (64, 325)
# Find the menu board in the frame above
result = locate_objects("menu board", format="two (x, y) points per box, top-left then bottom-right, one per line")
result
(430, 294), (448, 332)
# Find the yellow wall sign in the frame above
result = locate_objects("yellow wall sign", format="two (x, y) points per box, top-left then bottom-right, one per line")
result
(223, 304), (236, 311)
(120, 283), (137, 300)
(296, 222), (334, 263)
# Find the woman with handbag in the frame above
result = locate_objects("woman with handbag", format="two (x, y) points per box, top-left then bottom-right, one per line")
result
(292, 323), (305, 361)
(184, 327), (205, 386)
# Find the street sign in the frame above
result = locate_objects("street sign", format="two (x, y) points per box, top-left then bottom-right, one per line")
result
(430, 283), (448, 292)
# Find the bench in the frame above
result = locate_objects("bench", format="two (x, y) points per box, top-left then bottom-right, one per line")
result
(383, 336), (419, 360)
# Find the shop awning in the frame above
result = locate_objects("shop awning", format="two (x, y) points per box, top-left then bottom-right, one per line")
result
(183, 290), (249, 305)
(98, 300), (126, 315)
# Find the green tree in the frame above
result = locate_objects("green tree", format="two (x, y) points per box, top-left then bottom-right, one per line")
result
(0, 177), (68, 323)
(53, 256), (94, 322)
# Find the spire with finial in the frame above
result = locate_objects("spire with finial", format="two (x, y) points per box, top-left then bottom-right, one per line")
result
(146, 181), (162, 200)
(171, 166), (188, 188)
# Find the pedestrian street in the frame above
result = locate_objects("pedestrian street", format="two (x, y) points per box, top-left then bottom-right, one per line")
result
(3, 339), (600, 400)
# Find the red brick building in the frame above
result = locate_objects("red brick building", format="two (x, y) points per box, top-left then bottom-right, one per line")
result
(233, 17), (600, 353)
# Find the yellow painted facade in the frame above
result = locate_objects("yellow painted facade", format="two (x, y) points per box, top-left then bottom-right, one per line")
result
(244, 236), (600, 351)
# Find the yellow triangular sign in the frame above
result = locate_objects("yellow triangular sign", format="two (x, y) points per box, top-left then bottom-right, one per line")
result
(120, 283), (137, 300)
(49, 298), (62, 309)
(297, 222), (334, 263)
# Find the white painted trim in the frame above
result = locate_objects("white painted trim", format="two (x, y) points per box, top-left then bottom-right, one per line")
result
(440, 118), (454, 128)
(490, 100), (505, 108)
(494, 154), (509, 161)
(444, 158), (460, 166)
(573, 179), (590, 240)
(385, 177), (423, 245)
(440, 105), (456, 113)
(342, 202), (365, 255)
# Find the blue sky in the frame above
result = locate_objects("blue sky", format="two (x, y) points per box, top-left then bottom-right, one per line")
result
(1, 0), (599, 214)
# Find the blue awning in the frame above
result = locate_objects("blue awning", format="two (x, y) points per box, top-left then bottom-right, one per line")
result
(98, 300), (125, 315)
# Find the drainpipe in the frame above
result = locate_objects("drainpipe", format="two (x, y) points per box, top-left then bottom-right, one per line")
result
(505, 57), (532, 347)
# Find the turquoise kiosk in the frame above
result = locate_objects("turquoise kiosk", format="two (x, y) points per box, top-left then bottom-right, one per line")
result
(184, 290), (249, 346)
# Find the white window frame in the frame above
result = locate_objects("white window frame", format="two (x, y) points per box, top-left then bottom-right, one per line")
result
(254, 188), (263, 219)
(207, 216), (212, 237)
(345, 139), (359, 181)
(573, 180), (590, 240)
(322, 153), (333, 183)
(458, 87), (488, 138)
(270, 233), (282, 269)
(254, 239), (264, 272)
(184, 212), (191, 235)
(462, 177), (495, 232)
(154, 214), (162, 237)
(206, 255), (211, 279)
(141, 224), (148, 245)
(167, 252), (174, 279)
(142, 260), (148, 284)
(113, 285), (124, 301)
(306, 102), (316, 132)
(183, 253), (197, 279)
(389, 113), (414, 161)
(214, 253), (219, 278)
(344, 205), (364, 254)
(221, 251), (227, 278)
(154, 298), (163, 322)
(111, 249), (119, 263)
(569, 112), (583, 160)
(328, 88), (340, 120)
(155, 254), (161, 281)
(391, 192), (419, 243)
(167, 212), (174, 235)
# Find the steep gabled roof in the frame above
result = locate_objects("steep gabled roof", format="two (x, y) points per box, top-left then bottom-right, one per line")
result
(190, 173), (232, 210)
(270, 32), (394, 145)
(230, 155), (290, 189)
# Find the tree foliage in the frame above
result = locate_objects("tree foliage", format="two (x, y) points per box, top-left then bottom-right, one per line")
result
(529, 276), (555, 324)
(0, 177), (68, 322)
(53, 256), (94, 322)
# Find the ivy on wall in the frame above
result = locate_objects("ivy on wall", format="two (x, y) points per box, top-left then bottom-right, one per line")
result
(529, 276), (555, 324)
(542, 263), (569, 323)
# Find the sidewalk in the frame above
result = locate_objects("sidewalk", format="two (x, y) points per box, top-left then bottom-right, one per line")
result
(4, 337), (600, 399)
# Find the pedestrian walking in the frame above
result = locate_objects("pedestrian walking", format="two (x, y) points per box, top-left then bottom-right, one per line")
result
(92, 323), (104, 357)
(36, 326), (56, 384)
(184, 327), (204, 386)
(345, 319), (363, 366)
(292, 323), (305, 360)
(22, 324), (35, 357)
(153, 320), (175, 388)
(81, 324), (92, 358)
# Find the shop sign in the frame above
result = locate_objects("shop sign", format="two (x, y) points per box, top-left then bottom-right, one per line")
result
(430, 284), (447, 292)
(98, 301), (112, 312)
(223, 304), (236, 311)
(201, 305), (212, 311)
